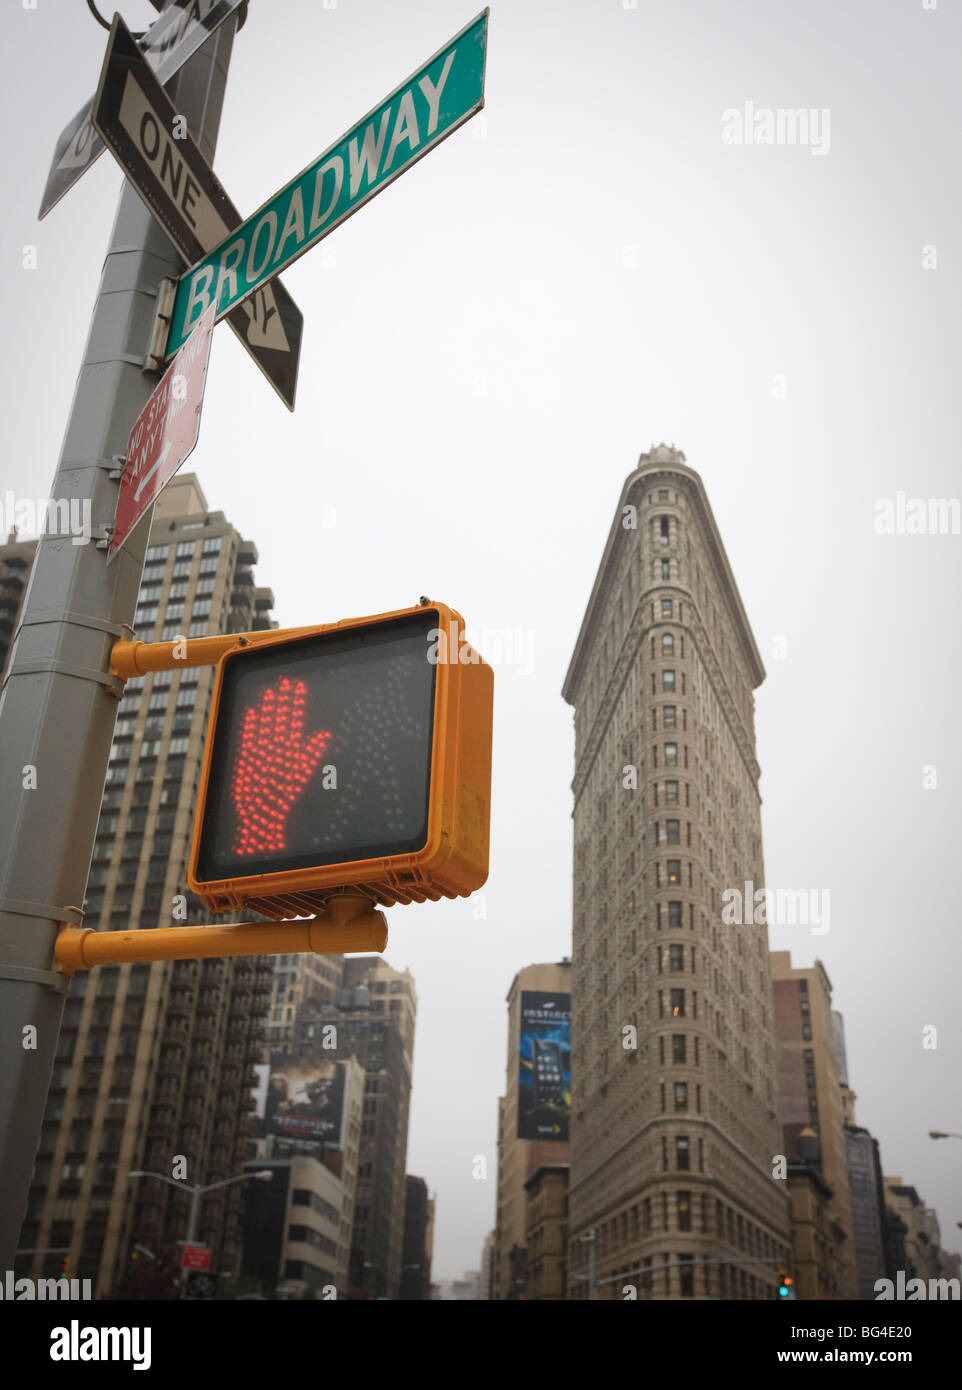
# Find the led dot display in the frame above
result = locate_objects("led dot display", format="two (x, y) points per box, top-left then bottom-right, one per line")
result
(194, 613), (437, 883)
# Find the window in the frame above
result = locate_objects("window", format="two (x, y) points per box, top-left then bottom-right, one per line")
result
(662, 670), (675, 692)
(662, 633), (674, 656)
(667, 860), (681, 885)
(677, 1192), (692, 1230)
(666, 819), (680, 844)
(199, 556), (219, 575)
(661, 599), (672, 617)
(658, 489), (669, 501)
(146, 545), (169, 562)
(805, 1072), (816, 1090)
(668, 902), (682, 928)
(164, 603), (185, 621)
(663, 705), (676, 729)
(672, 1034), (686, 1063)
(202, 537), (221, 553)
(665, 743), (678, 765)
(161, 624), (183, 641)
(679, 1253), (694, 1297)
(173, 560), (192, 579)
(659, 516), (670, 542)
(176, 541), (194, 557)
(802, 1024), (812, 1041)
(193, 599), (211, 617)
(675, 1136), (690, 1171)
(669, 944), (684, 971)
(665, 780), (679, 804)
(661, 559), (670, 580)
(674, 1082), (688, 1112)
(670, 989), (685, 1018)
(195, 575), (215, 594)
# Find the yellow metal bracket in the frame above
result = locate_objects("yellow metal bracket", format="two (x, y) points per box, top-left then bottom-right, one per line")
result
(55, 896), (388, 975)
(109, 624), (323, 681)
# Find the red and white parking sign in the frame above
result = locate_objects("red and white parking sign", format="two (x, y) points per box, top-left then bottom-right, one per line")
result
(180, 1244), (212, 1271)
(108, 303), (215, 562)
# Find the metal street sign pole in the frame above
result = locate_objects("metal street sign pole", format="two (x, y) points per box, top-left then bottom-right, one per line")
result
(0, 4), (239, 1274)
(39, 0), (247, 219)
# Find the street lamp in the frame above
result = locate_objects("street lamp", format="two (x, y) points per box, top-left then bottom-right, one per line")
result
(127, 1167), (273, 1293)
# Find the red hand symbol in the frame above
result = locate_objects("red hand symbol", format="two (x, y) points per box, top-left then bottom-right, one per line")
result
(229, 676), (330, 856)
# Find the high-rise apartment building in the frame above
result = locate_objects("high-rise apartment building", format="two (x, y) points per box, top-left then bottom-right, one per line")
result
(399, 1175), (434, 1299)
(493, 960), (571, 1300)
(0, 531), (36, 679)
(562, 446), (791, 1300)
(16, 475), (276, 1296)
(266, 951), (417, 1300)
(338, 956), (416, 1299)
(771, 952), (858, 1298)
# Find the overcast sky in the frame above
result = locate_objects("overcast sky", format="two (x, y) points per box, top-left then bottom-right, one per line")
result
(3, 0), (961, 1282)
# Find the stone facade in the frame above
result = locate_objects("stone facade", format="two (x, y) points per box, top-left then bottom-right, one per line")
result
(562, 446), (791, 1299)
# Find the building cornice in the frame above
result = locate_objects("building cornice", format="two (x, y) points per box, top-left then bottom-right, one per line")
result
(563, 457), (766, 706)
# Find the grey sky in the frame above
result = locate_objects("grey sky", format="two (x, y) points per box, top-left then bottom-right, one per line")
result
(2, 0), (960, 1281)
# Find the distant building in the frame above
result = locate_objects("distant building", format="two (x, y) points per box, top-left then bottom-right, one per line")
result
(270, 953), (417, 1300)
(771, 953), (858, 1299)
(437, 1271), (481, 1300)
(883, 1179), (947, 1284)
(845, 1124), (889, 1299)
(400, 1176), (433, 1300)
(241, 1152), (356, 1296)
(524, 1163), (569, 1300)
(479, 1229), (495, 1300)
(493, 960), (571, 1299)
(339, 957), (417, 1300)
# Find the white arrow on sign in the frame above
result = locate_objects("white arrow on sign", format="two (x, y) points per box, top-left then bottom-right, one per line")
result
(133, 441), (172, 505)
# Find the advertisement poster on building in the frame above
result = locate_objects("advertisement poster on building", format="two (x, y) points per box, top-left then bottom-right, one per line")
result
(518, 991), (571, 1141)
(262, 1056), (348, 1151)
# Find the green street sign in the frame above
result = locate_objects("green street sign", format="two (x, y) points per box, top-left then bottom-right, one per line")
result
(165, 9), (488, 358)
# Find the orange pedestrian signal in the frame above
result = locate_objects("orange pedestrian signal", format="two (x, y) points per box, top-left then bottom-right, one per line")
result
(188, 603), (493, 918)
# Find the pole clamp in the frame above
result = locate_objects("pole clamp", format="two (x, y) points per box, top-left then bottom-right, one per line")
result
(1, 657), (124, 698)
(0, 962), (69, 994)
(18, 608), (129, 639)
(0, 898), (84, 926)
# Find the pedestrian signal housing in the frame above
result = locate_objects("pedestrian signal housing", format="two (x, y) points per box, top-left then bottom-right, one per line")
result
(188, 603), (493, 917)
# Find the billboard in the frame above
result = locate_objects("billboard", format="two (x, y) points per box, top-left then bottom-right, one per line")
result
(259, 1055), (348, 1153)
(518, 991), (571, 1141)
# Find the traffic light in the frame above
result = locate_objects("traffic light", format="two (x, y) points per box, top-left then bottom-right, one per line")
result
(778, 1271), (796, 1299)
(189, 603), (493, 917)
(61, 1255), (70, 1281)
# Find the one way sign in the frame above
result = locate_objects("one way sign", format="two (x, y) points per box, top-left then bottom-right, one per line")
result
(92, 16), (302, 411)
